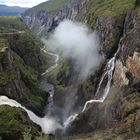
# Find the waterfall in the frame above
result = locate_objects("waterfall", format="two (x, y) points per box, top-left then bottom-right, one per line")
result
(82, 42), (121, 112)
(0, 41), (121, 134)
(63, 56), (117, 127)
(63, 41), (121, 126)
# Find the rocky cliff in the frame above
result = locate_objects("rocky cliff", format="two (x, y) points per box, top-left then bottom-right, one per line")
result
(0, 17), (49, 116)
(64, 1), (140, 140)
(22, 0), (88, 36)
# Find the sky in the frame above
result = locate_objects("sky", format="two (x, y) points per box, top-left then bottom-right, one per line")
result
(0, 0), (49, 8)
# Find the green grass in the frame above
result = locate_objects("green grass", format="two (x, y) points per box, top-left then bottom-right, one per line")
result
(25, 0), (68, 15)
(0, 72), (15, 87)
(0, 106), (39, 139)
(0, 38), (9, 48)
(86, 0), (135, 27)
(0, 16), (27, 32)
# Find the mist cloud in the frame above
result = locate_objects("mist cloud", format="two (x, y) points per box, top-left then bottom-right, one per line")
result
(44, 20), (102, 81)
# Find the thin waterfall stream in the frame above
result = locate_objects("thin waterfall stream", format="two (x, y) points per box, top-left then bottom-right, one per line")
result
(0, 41), (121, 134)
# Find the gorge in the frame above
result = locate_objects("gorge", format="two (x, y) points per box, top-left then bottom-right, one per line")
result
(0, 0), (140, 140)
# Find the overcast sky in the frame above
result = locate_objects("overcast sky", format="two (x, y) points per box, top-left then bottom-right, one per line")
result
(0, 0), (49, 8)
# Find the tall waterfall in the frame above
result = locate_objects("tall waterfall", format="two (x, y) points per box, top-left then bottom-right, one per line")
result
(0, 41), (121, 134)
(64, 41), (121, 126)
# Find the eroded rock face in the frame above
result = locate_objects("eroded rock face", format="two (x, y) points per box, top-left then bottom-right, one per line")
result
(113, 11), (140, 87)
(67, 10), (140, 138)
(22, 0), (88, 35)
(95, 17), (124, 58)
(113, 51), (140, 87)
(126, 52), (140, 79)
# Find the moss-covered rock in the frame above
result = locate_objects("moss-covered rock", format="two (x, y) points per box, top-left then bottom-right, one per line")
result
(0, 106), (40, 140)
(0, 17), (50, 116)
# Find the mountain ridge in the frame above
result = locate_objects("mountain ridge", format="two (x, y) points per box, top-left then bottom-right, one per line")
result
(0, 4), (28, 16)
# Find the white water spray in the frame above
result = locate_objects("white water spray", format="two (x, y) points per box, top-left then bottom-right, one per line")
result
(0, 96), (63, 134)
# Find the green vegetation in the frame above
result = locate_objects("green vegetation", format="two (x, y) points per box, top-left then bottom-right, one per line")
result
(86, 0), (135, 27)
(25, 0), (67, 15)
(0, 72), (15, 87)
(0, 16), (27, 32)
(22, 128), (54, 140)
(13, 52), (48, 113)
(48, 58), (69, 85)
(0, 106), (40, 140)
(0, 38), (8, 60)
(81, 61), (106, 100)
(0, 38), (8, 48)
(0, 16), (49, 116)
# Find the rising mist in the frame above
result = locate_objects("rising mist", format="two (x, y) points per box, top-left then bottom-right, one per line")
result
(43, 19), (102, 81)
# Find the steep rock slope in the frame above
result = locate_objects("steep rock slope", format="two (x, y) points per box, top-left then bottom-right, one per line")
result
(0, 106), (40, 140)
(0, 17), (49, 116)
(22, 0), (88, 36)
(65, 1), (140, 140)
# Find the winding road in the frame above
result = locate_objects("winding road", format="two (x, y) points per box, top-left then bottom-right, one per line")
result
(41, 46), (59, 76)
(0, 31), (25, 35)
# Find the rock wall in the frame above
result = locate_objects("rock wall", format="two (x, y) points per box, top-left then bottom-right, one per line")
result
(22, 0), (88, 35)
(113, 11), (140, 87)
(67, 9), (140, 139)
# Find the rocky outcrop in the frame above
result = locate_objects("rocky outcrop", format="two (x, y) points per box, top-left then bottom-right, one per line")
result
(7, 32), (46, 71)
(113, 11), (140, 87)
(22, 0), (88, 35)
(95, 17), (124, 58)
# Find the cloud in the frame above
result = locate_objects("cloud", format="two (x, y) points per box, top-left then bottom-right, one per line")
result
(0, 0), (48, 7)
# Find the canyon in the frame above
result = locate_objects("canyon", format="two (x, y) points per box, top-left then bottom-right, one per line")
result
(0, 0), (140, 140)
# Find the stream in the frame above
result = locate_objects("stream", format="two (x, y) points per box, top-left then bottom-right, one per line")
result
(0, 42), (121, 134)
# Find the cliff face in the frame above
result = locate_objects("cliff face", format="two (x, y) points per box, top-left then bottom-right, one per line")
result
(66, 4), (140, 140)
(8, 33), (45, 71)
(0, 17), (49, 116)
(113, 11), (140, 87)
(22, 0), (88, 36)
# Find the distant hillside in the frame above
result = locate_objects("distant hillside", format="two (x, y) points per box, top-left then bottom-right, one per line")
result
(0, 5), (28, 16)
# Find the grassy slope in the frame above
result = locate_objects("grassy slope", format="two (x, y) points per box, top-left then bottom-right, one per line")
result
(86, 0), (135, 27)
(25, 0), (67, 15)
(0, 106), (40, 139)
(0, 16), (28, 32)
